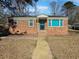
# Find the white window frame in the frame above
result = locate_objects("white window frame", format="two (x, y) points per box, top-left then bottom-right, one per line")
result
(28, 20), (34, 27)
(48, 20), (52, 27)
(48, 19), (63, 27)
(59, 20), (63, 27)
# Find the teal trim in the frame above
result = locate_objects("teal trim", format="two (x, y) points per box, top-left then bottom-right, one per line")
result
(60, 20), (63, 26)
(48, 20), (51, 26)
(48, 19), (63, 27)
(52, 19), (59, 26)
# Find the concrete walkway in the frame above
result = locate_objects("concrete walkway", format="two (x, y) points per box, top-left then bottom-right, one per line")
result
(32, 38), (53, 59)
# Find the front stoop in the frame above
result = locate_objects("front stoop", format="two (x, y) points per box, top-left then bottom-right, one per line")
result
(38, 31), (47, 36)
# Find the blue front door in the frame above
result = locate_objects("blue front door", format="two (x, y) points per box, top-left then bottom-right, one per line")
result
(39, 20), (45, 30)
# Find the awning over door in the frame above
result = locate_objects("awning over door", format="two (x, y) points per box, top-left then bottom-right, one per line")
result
(36, 14), (48, 23)
(37, 14), (48, 18)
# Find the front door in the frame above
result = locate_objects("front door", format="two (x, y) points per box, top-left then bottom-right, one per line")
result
(38, 18), (47, 36)
(39, 20), (45, 30)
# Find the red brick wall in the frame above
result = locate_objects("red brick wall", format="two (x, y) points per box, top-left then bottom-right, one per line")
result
(47, 18), (68, 35)
(9, 17), (68, 35)
(9, 17), (37, 34)
(26, 20), (37, 34)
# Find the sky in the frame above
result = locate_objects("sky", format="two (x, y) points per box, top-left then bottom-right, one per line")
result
(31, 0), (79, 15)
(3, 0), (79, 16)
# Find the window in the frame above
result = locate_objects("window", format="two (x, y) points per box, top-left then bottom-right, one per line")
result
(48, 19), (51, 26)
(28, 20), (34, 27)
(48, 19), (63, 27)
(52, 19), (59, 26)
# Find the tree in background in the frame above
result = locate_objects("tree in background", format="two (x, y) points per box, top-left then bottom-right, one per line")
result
(63, 1), (76, 16)
(33, 0), (38, 16)
(63, 1), (77, 24)
(50, 1), (64, 16)
(0, 0), (39, 16)
(0, 0), (39, 29)
(0, 4), (8, 28)
(14, 0), (33, 16)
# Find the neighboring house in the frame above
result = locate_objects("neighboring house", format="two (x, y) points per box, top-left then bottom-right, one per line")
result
(9, 14), (68, 35)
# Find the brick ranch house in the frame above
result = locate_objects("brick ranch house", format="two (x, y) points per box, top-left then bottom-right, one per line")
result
(9, 14), (68, 35)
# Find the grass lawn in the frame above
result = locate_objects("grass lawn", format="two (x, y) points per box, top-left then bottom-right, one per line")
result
(0, 39), (37, 59)
(0, 30), (79, 59)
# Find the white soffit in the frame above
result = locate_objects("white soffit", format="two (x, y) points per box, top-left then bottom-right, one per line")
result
(37, 14), (48, 17)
